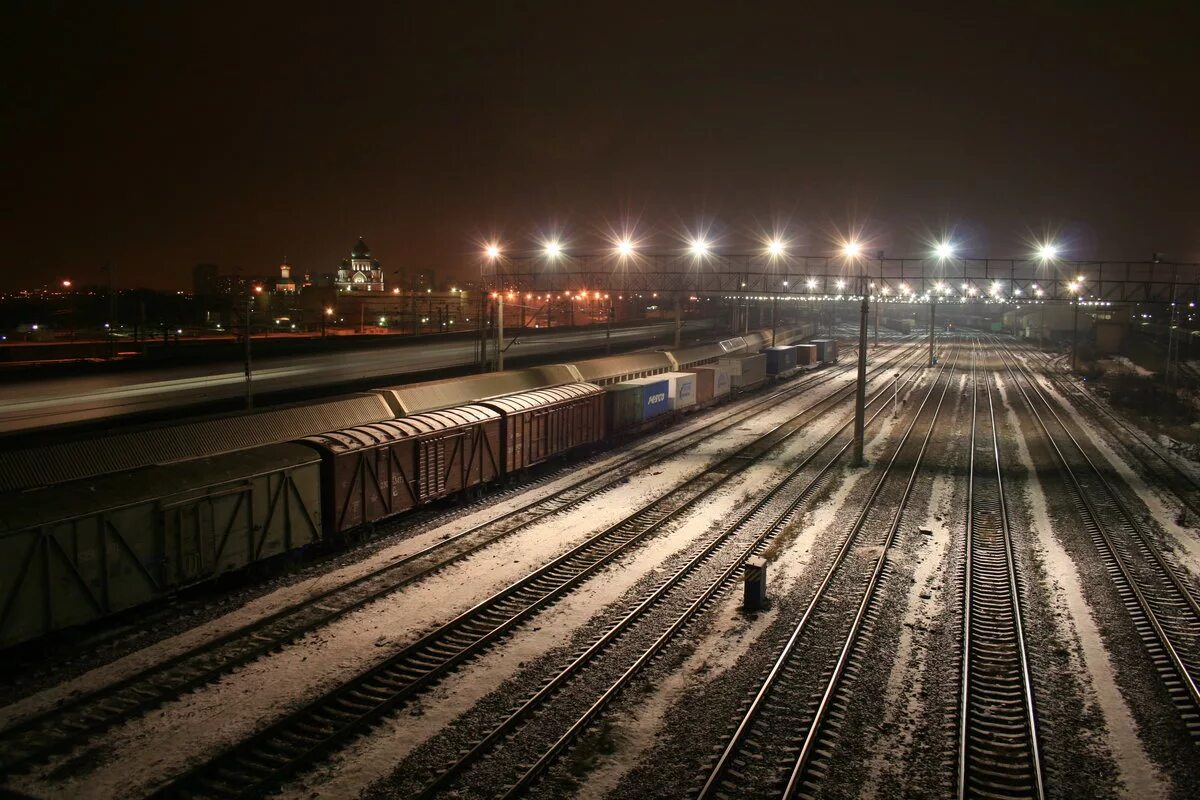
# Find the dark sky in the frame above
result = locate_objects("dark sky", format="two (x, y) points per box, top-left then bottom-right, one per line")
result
(3, 1), (1198, 290)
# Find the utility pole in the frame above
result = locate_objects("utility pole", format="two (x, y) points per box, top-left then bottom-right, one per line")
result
(244, 291), (255, 410)
(771, 291), (778, 346)
(1071, 294), (1080, 372)
(929, 297), (936, 367)
(674, 293), (682, 349)
(874, 250), (883, 348)
(853, 273), (868, 467)
(496, 294), (504, 371)
(605, 296), (613, 355)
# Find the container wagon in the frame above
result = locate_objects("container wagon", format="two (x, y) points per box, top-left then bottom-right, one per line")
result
(661, 372), (698, 411)
(763, 345), (800, 377)
(0, 444), (323, 650)
(605, 376), (671, 435)
(689, 364), (731, 400)
(795, 344), (818, 367)
(718, 353), (768, 392)
(812, 339), (839, 363)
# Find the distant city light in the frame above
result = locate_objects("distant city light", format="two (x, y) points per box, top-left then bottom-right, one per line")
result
(61, 279), (72, 288)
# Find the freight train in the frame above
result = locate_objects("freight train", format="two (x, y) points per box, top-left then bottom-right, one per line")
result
(0, 326), (828, 649)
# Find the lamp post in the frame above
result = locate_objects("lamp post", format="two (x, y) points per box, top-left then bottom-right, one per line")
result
(931, 242), (955, 367)
(1035, 243), (1060, 348)
(843, 241), (867, 467)
(322, 306), (332, 338)
(482, 244), (500, 371)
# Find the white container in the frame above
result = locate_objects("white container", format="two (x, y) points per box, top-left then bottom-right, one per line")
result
(662, 371), (698, 410)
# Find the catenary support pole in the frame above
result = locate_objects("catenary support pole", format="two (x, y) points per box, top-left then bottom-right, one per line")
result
(771, 292), (778, 346)
(496, 295), (504, 371)
(853, 292), (868, 466)
(929, 300), (936, 367)
(606, 297), (613, 355)
(244, 294), (253, 411)
(1071, 296), (1079, 372)
(674, 294), (682, 349)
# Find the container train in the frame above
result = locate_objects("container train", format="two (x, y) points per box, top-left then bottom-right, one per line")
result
(0, 325), (829, 649)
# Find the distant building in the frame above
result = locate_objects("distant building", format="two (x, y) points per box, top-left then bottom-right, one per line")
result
(275, 261), (297, 293)
(335, 237), (385, 292)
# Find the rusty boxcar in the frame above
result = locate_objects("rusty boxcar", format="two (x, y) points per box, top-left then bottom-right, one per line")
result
(478, 383), (605, 474)
(300, 405), (502, 535)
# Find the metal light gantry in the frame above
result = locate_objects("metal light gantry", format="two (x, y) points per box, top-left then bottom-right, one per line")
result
(483, 253), (1200, 305)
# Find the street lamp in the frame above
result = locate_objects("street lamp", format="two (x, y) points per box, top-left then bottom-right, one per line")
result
(689, 238), (710, 257)
(841, 239), (868, 466)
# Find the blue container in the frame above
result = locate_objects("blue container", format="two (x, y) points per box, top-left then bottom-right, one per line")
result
(638, 378), (670, 420)
(763, 346), (799, 375)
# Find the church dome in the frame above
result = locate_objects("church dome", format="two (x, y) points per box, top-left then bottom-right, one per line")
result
(351, 237), (371, 258)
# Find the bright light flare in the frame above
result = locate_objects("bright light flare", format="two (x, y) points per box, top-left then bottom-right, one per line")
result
(766, 239), (786, 258)
(689, 238), (710, 257)
(933, 241), (955, 260)
(544, 240), (563, 258)
(615, 239), (635, 257)
(1036, 243), (1059, 261)
(841, 241), (862, 259)
(484, 244), (501, 260)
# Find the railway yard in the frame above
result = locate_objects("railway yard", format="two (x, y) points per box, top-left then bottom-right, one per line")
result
(1, 332), (1199, 799)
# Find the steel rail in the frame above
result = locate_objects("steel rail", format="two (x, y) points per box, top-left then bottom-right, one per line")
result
(149, 345), (928, 798)
(423, 343), (939, 799)
(995, 343), (1200, 736)
(698, 343), (960, 799)
(956, 345), (1044, 799)
(0, 340), (896, 776)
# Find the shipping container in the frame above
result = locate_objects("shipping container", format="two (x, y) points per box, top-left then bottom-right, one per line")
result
(605, 377), (671, 434)
(479, 383), (605, 473)
(718, 353), (767, 390)
(661, 372), (698, 410)
(763, 345), (799, 375)
(685, 368), (715, 406)
(300, 406), (502, 535)
(812, 339), (839, 363)
(794, 344), (818, 366)
(0, 444), (323, 649)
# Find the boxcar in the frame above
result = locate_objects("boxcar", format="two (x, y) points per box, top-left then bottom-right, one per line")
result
(478, 383), (605, 474)
(0, 444), (322, 649)
(300, 406), (502, 536)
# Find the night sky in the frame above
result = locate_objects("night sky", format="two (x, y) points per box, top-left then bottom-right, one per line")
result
(3, 1), (1198, 291)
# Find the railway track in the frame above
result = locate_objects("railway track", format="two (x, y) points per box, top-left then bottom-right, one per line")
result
(0, 341), (910, 776)
(409, 344), (943, 799)
(957, 346), (1044, 799)
(1016, 341), (1200, 521)
(147, 344), (931, 797)
(996, 342), (1200, 740)
(697, 342), (961, 799)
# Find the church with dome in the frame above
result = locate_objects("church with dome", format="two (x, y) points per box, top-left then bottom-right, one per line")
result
(335, 237), (385, 292)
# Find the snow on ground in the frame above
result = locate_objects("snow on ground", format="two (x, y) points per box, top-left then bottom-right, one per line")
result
(0, 383), (829, 731)
(569, 371), (918, 794)
(998, 381), (1169, 799)
(1106, 356), (1155, 378)
(284, 415), (830, 798)
(859, 472), (954, 799)
(5, 369), (870, 799)
(1028, 369), (1200, 580)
